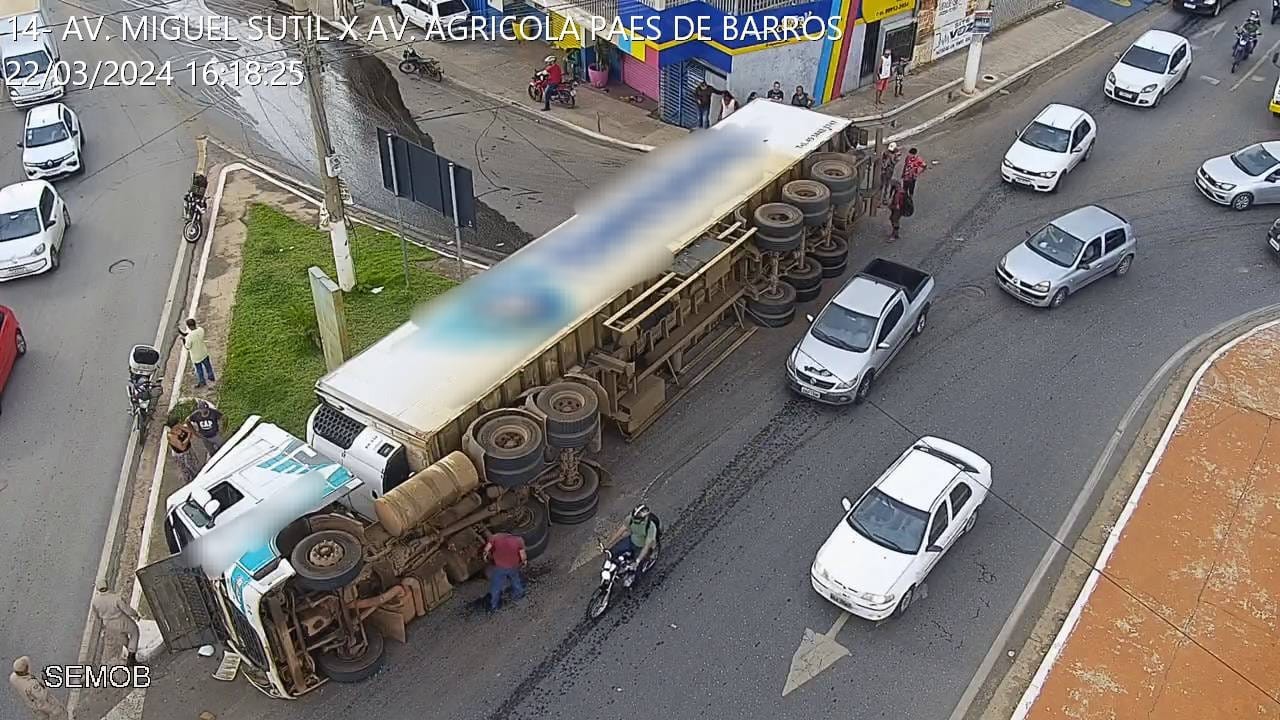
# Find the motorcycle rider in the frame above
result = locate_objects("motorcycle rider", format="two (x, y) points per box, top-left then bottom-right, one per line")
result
(609, 504), (660, 571)
(1244, 10), (1262, 52)
(539, 55), (563, 112)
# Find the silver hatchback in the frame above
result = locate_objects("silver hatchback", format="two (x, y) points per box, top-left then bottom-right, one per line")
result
(996, 205), (1136, 309)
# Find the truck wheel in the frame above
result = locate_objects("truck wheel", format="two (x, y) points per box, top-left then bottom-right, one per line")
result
(829, 186), (858, 208)
(810, 237), (849, 271)
(317, 625), (386, 683)
(498, 500), (552, 558)
(291, 530), (364, 592)
(545, 463), (602, 514)
(550, 492), (600, 525)
(748, 283), (797, 328)
(782, 179), (831, 223)
(536, 382), (600, 449)
(477, 413), (545, 487)
(753, 203), (804, 241)
(786, 259), (823, 303)
(807, 159), (855, 193)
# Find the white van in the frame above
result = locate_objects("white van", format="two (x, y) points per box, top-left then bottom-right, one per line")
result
(392, 0), (471, 37)
(0, 1), (64, 108)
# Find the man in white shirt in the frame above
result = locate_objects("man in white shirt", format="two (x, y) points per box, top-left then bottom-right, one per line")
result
(875, 50), (893, 105)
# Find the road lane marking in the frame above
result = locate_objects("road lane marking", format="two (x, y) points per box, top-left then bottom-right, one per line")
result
(1191, 20), (1226, 39)
(1230, 37), (1280, 92)
(783, 612), (851, 697)
(1200, 75), (1221, 85)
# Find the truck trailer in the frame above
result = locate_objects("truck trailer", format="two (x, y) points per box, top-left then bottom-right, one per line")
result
(138, 101), (873, 699)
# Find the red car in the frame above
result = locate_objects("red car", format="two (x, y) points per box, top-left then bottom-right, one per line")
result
(0, 305), (27, 414)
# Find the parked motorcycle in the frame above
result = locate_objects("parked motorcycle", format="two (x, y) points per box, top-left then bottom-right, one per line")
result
(586, 539), (659, 620)
(182, 173), (207, 243)
(528, 72), (577, 108)
(127, 344), (164, 432)
(399, 49), (443, 82)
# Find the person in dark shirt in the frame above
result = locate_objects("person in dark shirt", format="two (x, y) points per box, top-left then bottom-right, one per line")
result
(766, 81), (785, 102)
(791, 85), (813, 108)
(187, 399), (224, 454)
(694, 82), (722, 128)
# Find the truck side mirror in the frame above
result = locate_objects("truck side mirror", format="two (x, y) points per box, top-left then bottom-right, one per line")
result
(202, 498), (222, 518)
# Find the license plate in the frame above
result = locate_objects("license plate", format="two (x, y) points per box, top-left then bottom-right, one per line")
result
(1118, 91), (1135, 100)
(1183, 2), (1194, 7)
(799, 386), (820, 398)
(1270, 237), (1280, 251)
(1014, 177), (1031, 185)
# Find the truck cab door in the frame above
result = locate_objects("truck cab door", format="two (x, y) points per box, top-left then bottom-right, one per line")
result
(136, 553), (229, 652)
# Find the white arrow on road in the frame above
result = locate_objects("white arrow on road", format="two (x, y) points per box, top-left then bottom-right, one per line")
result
(1192, 21), (1226, 39)
(782, 612), (851, 697)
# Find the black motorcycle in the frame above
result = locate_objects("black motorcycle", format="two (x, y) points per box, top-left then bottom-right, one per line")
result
(1272, 0), (1278, 24)
(399, 49), (443, 82)
(182, 173), (207, 243)
(586, 539), (659, 620)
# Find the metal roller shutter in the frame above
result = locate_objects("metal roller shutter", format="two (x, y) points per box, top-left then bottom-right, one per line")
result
(621, 51), (659, 101)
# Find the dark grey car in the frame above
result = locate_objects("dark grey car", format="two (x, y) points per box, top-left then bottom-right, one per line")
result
(996, 205), (1136, 309)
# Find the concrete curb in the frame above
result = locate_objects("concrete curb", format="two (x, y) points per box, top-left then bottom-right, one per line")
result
(886, 21), (1114, 143)
(1008, 314), (1280, 720)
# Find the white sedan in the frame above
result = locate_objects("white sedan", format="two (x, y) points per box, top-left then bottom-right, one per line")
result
(810, 437), (991, 620)
(1001, 103), (1096, 193)
(0, 180), (69, 281)
(20, 102), (83, 180)
(1104, 30), (1191, 108)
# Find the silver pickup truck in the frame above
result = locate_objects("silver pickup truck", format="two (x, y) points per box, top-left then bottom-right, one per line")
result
(786, 258), (934, 405)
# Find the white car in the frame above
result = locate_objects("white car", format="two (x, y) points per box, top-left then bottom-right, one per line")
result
(20, 102), (82, 180)
(1001, 104), (1097, 193)
(1104, 30), (1191, 108)
(0, 180), (69, 281)
(392, 0), (470, 35)
(810, 437), (992, 620)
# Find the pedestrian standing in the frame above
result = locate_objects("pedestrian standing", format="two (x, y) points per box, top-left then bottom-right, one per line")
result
(91, 581), (143, 666)
(766, 81), (785, 102)
(176, 318), (215, 388)
(791, 85), (813, 108)
(892, 57), (907, 98)
(187, 399), (225, 454)
(878, 141), (901, 203)
(168, 421), (205, 485)
(902, 147), (927, 197)
(888, 181), (908, 241)
(718, 91), (738, 122)
(9, 657), (67, 720)
(875, 50), (893, 105)
(694, 81), (719, 129)
(484, 532), (527, 611)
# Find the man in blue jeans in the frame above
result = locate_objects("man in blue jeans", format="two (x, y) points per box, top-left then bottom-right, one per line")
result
(609, 504), (660, 571)
(484, 531), (527, 611)
(176, 318), (215, 387)
(540, 55), (563, 112)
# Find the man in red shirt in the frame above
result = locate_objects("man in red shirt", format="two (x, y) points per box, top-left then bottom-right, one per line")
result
(484, 532), (528, 610)
(540, 55), (563, 112)
(901, 147), (927, 197)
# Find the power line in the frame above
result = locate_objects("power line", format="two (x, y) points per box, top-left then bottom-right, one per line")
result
(864, 398), (1280, 708)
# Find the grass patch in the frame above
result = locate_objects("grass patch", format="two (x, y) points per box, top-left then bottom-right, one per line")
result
(217, 204), (455, 436)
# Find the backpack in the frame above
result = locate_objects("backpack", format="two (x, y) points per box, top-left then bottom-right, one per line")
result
(900, 193), (915, 218)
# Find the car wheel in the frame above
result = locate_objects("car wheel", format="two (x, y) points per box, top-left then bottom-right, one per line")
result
(893, 585), (915, 618)
(15, 330), (26, 356)
(1213, 2), (1220, 16)
(913, 307), (928, 337)
(1113, 254), (1134, 277)
(963, 509), (978, 534)
(1049, 288), (1068, 309)
(1082, 142), (1093, 162)
(62, 207), (70, 227)
(853, 371), (874, 405)
(1231, 192), (1255, 211)
(49, 244), (60, 271)
(1151, 91), (1162, 108)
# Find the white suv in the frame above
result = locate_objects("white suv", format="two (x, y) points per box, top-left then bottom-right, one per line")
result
(1001, 104), (1097, 193)
(0, 180), (69, 281)
(21, 102), (83, 180)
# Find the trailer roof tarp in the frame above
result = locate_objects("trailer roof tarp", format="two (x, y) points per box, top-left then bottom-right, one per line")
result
(316, 102), (852, 438)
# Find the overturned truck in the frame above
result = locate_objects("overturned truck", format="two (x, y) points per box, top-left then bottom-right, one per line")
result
(138, 101), (873, 699)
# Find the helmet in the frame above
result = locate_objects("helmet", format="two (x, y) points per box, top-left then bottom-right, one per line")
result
(13, 656), (30, 674)
(631, 504), (651, 521)
(887, 141), (898, 152)
(544, 55), (557, 64)
(1251, 9), (1260, 18)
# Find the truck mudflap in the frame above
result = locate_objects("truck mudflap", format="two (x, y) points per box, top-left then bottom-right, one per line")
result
(136, 553), (229, 652)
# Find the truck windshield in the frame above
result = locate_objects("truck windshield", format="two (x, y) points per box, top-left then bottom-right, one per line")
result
(5, 50), (51, 79)
(810, 304), (877, 353)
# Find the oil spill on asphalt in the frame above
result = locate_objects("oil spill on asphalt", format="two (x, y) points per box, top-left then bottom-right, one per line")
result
(486, 397), (844, 720)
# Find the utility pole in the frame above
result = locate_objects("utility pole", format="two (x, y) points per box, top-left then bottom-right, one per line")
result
(961, 2), (993, 95)
(300, 30), (356, 291)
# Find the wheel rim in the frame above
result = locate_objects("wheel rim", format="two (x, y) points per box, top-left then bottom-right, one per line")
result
(16, 333), (25, 353)
(1118, 257), (1131, 275)
(588, 589), (610, 618)
(308, 539), (347, 569)
(1052, 290), (1066, 307)
(493, 428), (528, 450)
(915, 313), (926, 334)
(1233, 194), (1251, 210)
(900, 588), (913, 613)
(857, 375), (871, 399)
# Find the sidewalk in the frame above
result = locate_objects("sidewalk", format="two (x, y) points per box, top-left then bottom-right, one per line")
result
(1011, 319), (1280, 720)
(349, 4), (1112, 149)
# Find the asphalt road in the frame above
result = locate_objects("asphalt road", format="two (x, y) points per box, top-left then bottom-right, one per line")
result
(0, 9), (195, 720)
(139, 4), (1280, 720)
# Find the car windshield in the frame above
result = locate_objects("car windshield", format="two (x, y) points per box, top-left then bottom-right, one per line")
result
(435, 0), (467, 14)
(4, 50), (51, 80)
(26, 121), (67, 147)
(0, 208), (41, 242)
(846, 488), (929, 554)
(1119, 45), (1169, 73)
(810, 304), (877, 353)
(1231, 145), (1279, 177)
(1018, 121), (1070, 153)
(1024, 223), (1083, 267)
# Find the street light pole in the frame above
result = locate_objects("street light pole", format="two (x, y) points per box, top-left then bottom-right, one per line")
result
(300, 30), (357, 291)
(961, 1), (992, 95)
